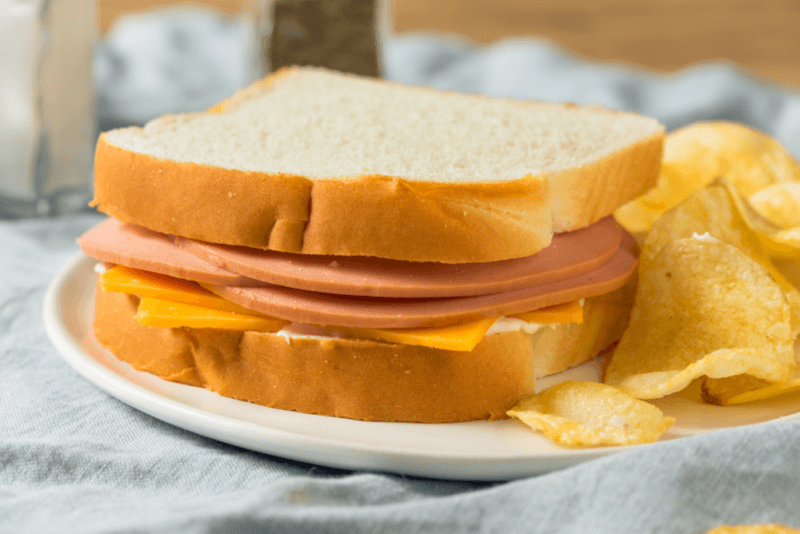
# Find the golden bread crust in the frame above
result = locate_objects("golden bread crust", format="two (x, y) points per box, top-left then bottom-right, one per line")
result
(92, 134), (552, 263)
(92, 281), (635, 423)
(92, 292), (204, 386)
(550, 134), (664, 232)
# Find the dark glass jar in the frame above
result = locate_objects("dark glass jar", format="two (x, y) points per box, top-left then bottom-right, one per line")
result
(258, 0), (390, 77)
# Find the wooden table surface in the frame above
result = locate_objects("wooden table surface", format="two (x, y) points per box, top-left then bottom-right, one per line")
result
(97, 0), (800, 92)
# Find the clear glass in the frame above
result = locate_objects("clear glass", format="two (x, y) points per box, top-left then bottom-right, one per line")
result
(256, 0), (392, 78)
(0, 0), (96, 217)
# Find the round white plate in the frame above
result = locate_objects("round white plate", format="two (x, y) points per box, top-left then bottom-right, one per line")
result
(43, 253), (800, 480)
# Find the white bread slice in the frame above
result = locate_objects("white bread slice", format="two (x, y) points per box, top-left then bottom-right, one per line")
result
(92, 278), (635, 423)
(92, 67), (664, 263)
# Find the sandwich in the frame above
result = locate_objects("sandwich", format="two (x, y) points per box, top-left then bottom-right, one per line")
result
(78, 67), (664, 423)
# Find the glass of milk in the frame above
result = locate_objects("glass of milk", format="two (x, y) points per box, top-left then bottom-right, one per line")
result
(0, 0), (96, 217)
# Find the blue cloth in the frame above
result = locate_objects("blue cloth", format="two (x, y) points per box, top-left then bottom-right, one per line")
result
(3, 11), (800, 533)
(384, 33), (800, 159)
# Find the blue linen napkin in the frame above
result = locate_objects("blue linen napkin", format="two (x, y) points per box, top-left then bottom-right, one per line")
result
(3, 10), (800, 533)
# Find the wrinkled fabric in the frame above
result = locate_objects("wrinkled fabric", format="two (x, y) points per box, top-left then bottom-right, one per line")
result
(384, 34), (800, 160)
(3, 9), (800, 533)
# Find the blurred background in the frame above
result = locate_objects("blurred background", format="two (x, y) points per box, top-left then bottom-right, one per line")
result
(3, 0), (799, 217)
(98, 0), (800, 91)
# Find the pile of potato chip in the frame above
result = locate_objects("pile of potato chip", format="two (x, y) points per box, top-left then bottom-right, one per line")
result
(509, 122), (800, 447)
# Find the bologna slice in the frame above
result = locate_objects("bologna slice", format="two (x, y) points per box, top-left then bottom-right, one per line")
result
(178, 216), (623, 298)
(79, 219), (253, 286)
(205, 231), (638, 329)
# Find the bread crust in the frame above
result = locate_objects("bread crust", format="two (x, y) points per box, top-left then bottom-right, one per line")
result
(92, 135), (552, 263)
(550, 134), (663, 232)
(92, 280), (635, 423)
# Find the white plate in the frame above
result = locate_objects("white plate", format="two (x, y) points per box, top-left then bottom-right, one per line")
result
(43, 254), (800, 481)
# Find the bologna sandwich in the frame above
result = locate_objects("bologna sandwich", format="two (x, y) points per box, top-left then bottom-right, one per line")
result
(79, 67), (664, 423)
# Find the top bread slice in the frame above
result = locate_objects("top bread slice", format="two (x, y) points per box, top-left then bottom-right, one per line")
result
(92, 67), (664, 263)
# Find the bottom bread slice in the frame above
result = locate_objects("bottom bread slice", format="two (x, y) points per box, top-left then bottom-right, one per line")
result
(92, 280), (635, 423)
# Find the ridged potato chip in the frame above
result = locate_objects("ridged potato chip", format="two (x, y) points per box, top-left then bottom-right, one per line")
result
(507, 381), (674, 446)
(706, 525), (800, 534)
(639, 182), (800, 338)
(609, 121), (800, 410)
(604, 237), (795, 399)
(638, 183), (765, 272)
(615, 122), (800, 234)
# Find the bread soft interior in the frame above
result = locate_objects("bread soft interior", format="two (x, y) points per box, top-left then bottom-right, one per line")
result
(106, 68), (662, 184)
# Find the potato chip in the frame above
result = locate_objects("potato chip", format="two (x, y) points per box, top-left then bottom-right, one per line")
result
(703, 372), (800, 406)
(719, 181), (800, 261)
(749, 183), (800, 228)
(701, 374), (773, 405)
(615, 122), (800, 234)
(507, 380), (675, 446)
(705, 525), (800, 534)
(768, 228), (800, 258)
(604, 237), (795, 399)
(640, 182), (800, 337)
(638, 183), (765, 272)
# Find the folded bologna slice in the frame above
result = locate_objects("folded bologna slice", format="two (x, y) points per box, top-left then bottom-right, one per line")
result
(177, 216), (622, 298)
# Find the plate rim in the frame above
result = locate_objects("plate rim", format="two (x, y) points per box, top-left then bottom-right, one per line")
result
(43, 252), (800, 480)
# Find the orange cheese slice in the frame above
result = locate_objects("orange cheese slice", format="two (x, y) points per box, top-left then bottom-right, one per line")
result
(99, 264), (583, 351)
(100, 265), (258, 315)
(330, 318), (498, 352)
(512, 299), (583, 324)
(346, 301), (582, 352)
(137, 297), (289, 332)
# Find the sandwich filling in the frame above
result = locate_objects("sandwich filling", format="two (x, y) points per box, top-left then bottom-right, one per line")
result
(79, 216), (637, 352)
